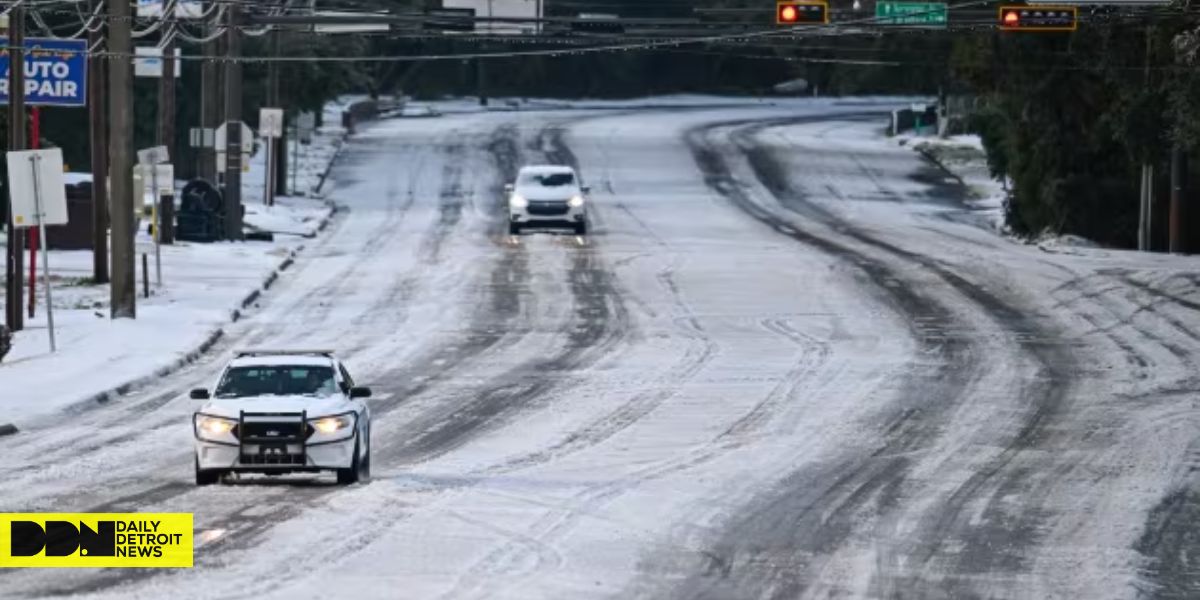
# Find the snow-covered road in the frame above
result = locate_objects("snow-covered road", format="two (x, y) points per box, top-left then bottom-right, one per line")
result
(2, 100), (1198, 599)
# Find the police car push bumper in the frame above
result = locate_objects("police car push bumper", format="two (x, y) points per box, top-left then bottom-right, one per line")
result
(194, 410), (359, 471)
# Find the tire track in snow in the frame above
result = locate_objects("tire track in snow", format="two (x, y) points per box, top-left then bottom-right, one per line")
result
(740, 118), (1085, 599)
(657, 116), (1081, 600)
(660, 118), (982, 599)
(0, 123), (536, 598)
(374, 118), (633, 465)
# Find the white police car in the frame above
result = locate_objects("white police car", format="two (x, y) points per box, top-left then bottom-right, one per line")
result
(191, 350), (372, 486)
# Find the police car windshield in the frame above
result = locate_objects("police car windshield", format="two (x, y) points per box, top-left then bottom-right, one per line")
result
(214, 366), (338, 398)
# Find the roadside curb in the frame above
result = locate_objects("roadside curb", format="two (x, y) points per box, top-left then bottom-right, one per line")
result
(25, 132), (353, 426)
(85, 202), (342, 408)
(912, 142), (968, 188)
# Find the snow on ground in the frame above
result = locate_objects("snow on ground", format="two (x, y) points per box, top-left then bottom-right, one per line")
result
(897, 132), (1009, 232)
(0, 99), (352, 429)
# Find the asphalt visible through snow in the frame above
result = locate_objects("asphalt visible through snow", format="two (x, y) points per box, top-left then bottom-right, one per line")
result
(1, 101), (1199, 599)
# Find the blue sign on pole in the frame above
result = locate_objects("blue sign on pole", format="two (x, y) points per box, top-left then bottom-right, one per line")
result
(0, 38), (88, 107)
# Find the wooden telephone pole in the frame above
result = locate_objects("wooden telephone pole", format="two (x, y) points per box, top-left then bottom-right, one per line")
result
(6, 5), (26, 331)
(89, 0), (109, 284)
(223, 3), (243, 240)
(109, 0), (136, 317)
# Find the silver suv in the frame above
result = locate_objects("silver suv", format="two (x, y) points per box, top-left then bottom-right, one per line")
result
(506, 165), (590, 236)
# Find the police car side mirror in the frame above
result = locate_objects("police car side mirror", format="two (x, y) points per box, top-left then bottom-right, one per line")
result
(581, 185), (591, 194)
(504, 183), (514, 193)
(190, 388), (210, 400)
(349, 387), (372, 399)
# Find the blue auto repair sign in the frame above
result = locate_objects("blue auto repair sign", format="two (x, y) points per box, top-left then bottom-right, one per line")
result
(0, 38), (87, 107)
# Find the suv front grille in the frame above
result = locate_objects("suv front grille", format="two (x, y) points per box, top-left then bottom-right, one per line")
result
(527, 201), (570, 216)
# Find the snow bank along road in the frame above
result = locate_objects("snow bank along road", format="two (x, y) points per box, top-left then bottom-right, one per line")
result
(1, 99), (1198, 600)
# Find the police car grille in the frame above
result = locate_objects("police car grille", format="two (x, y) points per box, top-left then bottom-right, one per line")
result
(237, 421), (309, 442)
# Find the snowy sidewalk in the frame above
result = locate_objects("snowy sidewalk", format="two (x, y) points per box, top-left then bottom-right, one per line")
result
(0, 101), (353, 432)
(891, 132), (1009, 232)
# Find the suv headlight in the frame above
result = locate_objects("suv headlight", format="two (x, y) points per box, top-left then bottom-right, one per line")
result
(308, 413), (357, 442)
(509, 194), (528, 209)
(568, 195), (585, 208)
(194, 414), (237, 443)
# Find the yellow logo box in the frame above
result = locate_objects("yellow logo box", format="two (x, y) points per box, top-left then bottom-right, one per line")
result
(0, 513), (193, 568)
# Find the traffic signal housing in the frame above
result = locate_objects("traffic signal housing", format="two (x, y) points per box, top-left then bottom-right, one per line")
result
(777, 1), (829, 25)
(998, 6), (1077, 32)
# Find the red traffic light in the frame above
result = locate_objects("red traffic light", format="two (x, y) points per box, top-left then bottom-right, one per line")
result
(999, 6), (1077, 31)
(776, 1), (829, 25)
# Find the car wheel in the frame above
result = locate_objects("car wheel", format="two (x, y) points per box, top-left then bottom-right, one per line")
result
(574, 222), (588, 236)
(337, 438), (361, 485)
(359, 440), (371, 483)
(195, 456), (220, 486)
(509, 222), (522, 236)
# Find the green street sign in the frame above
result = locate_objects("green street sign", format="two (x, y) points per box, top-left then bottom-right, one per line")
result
(875, 1), (948, 26)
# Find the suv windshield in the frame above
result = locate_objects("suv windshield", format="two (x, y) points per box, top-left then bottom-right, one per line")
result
(520, 171), (574, 187)
(214, 366), (338, 398)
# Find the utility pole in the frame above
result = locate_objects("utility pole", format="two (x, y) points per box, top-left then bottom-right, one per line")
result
(223, 3), (244, 240)
(265, 28), (281, 207)
(89, 0), (109, 284)
(1138, 26), (1154, 252)
(1170, 147), (1186, 253)
(269, 29), (287, 198)
(6, 4), (26, 331)
(109, 0), (136, 318)
(199, 5), (221, 182)
(1169, 30), (1194, 254)
(158, 34), (177, 244)
(477, 57), (488, 107)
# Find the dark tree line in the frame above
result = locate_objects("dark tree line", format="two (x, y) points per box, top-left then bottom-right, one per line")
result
(4, 3), (1197, 250)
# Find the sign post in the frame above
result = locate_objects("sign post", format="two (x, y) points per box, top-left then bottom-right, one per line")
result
(137, 145), (170, 288)
(27, 107), (40, 320)
(6, 148), (69, 353)
(259, 108), (283, 206)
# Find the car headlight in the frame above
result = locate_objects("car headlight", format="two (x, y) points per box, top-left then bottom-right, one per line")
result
(194, 414), (237, 443)
(568, 195), (585, 208)
(311, 414), (354, 434)
(509, 194), (528, 209)
(304, 415), (355, 444)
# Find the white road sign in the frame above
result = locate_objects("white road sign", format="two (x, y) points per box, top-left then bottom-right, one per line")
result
(6, 148), (68, 228)
(297, 111), (316, 144)
(216, 121), (254, 173)
(137, 145), (170, 165)
(138, 164), (174, 196)
(189, 127), (215, 149)
(215, 121), (254, 154)
(259, 108), (284, 139)
(134, 47), (182, 78)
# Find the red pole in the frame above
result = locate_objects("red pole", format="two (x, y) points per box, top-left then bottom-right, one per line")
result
(27, 107), (39, 319)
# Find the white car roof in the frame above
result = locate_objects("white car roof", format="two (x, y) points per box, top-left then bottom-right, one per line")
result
(518, 165), (575, 176)
(228, 355), (336, 369)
